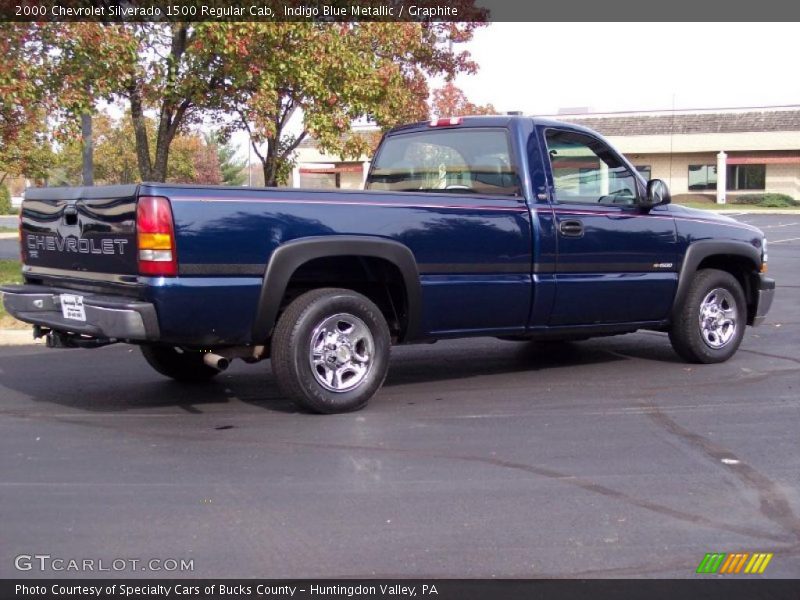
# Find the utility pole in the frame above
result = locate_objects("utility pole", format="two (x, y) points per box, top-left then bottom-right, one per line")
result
(81, 113), (93, 186)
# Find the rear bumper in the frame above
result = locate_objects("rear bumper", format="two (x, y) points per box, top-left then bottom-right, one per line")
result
(752, 275), (775, 326)
(0, 284), (159, 341)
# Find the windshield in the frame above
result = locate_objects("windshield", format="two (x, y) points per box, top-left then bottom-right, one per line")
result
(367, 128), (520, 196)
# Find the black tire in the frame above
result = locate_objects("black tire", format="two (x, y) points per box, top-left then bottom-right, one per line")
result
(271, 288), (391, 414)
(141, 345), (220, 382)
(668, 268), (747, 364)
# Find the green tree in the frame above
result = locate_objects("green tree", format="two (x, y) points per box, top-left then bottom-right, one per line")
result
(0, 185), (12, 214)
(0, 24), (54, 184)
(37, 22), (234, 182)
(51, 111), (222, 186)
(206, 132), (246, 186)
(213, 20), (487, 186)
(6, 16), (486, 185)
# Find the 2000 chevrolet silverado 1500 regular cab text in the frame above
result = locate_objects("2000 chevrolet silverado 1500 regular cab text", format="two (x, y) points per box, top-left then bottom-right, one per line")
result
(2, 116), (775, 412)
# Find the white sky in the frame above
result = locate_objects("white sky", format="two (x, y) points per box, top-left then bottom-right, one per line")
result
(451, 22), (800, 114)
(233, 22), (800, 163)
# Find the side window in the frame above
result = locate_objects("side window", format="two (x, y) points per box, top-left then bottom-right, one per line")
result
(545, 129), (638, 205)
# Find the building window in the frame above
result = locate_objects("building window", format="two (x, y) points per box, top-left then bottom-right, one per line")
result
(688, 164), (717, 191)
(300, 172), (340, 189)
(635, 165), (651, 180)
(727, 164), (765, 190)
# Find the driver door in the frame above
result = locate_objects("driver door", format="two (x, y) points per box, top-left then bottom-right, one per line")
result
(544, 128), (678, 326)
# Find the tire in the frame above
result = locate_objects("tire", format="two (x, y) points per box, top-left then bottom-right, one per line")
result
(141, 345), (220, 382)
(271, 288), (391, 414)
(668, 268), (747, 364)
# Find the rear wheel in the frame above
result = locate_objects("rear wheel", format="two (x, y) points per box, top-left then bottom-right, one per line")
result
(669, 269), (746, 363)
(271, 288), (391, 414)
(140, 345), (220, 382)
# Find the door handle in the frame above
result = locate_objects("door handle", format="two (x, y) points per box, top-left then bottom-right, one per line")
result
(559, 219), (584, 237)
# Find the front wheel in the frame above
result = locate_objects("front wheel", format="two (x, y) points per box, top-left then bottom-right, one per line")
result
(669, 269), (747, 363)
(271, 288), (391, 414)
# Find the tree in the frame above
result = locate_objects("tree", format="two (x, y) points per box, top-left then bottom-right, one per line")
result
(430, 82), (496, 118)
(7, 15), (487, 185)
(206, 132), (246, 186)
(172, 135), (222, 185)
(38, 22), (233, 182)
(51, 111), (222, 186)
(0, 184), (12, 215)
(215, 20), (487, 186)
(0, 24), (54, 184)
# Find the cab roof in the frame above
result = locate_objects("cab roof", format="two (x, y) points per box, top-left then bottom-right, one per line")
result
(386, 114), (601, 137)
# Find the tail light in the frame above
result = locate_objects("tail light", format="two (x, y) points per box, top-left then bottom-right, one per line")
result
(137, 196), (177, 276)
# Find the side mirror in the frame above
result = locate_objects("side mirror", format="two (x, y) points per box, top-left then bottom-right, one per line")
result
(643, 179), (671, 208)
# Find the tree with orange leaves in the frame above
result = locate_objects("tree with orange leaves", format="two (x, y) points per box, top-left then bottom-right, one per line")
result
(430, 82), (497, 118)
(2, 13), (488, 185)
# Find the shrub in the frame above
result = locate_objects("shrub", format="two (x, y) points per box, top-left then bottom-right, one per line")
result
(672, 193), (715, 205)
(730, 193), (799, 207)
(0, 185), (11, 215)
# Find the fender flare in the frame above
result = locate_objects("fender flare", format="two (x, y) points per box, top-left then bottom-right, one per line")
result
(671, 239), (761, 318)
(252, 236), (422, 342)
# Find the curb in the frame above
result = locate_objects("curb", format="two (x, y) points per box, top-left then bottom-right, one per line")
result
(0, 232), (19, 239)
(0, 328), (40, 346)
(674, 207), (800, 215)
(713, 210), (800, 215)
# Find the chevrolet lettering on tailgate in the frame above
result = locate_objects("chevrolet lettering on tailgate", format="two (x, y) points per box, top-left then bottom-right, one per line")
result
(26, 234), (129, 257)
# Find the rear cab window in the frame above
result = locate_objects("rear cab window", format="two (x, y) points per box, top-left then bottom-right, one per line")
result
(367, 128), (521, 197)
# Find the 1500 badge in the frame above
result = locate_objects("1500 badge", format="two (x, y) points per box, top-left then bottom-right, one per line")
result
(26, 234), (129, 257)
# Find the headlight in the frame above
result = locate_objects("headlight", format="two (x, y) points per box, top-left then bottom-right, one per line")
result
(761, 237), (768, 272)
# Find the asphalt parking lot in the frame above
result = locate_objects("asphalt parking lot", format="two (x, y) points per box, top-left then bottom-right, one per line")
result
(0, 215), (18, 260)
(0, 214), (798, 579)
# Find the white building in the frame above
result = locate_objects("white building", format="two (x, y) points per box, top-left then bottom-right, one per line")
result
(291, 106), (800, 203)
(563, 106), (800, 203)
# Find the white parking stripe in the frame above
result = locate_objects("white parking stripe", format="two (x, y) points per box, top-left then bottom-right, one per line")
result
(760, 222), (799, 229)
(771, 237), (800, 243)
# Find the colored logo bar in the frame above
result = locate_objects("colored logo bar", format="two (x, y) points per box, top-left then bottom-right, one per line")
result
(696, 552), (773, 574)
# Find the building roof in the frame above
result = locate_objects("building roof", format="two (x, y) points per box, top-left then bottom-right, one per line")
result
(561, 109), (800, 137)
(295, 108), (800, 154)
(297, 128), (379, 149)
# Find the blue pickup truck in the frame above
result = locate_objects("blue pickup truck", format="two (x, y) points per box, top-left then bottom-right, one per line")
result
(2, 116), (775, 413)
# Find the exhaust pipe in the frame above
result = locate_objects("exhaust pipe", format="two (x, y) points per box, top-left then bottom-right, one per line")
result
(203, 352), (230, 371)
(200, 346), (265, 371)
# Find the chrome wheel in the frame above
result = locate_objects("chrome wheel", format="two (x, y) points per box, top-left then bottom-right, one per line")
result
(698, 288), (738, 349)
(309, 313), (374, 392)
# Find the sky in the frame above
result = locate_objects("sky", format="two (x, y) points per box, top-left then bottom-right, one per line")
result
(234, 22), (800, 163)
(449, 22), (800, 115)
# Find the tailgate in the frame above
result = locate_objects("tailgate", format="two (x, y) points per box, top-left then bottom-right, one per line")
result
(21, 185), (139, 277)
